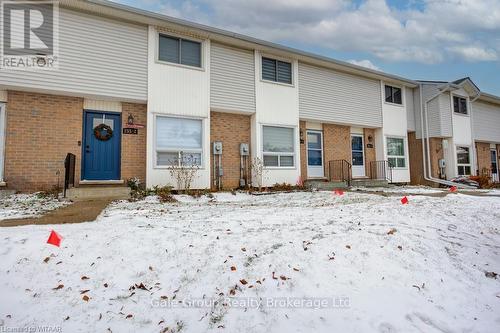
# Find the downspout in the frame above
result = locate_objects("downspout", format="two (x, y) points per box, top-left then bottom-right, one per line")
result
(469, 91), (481, 175)
(419, 83), (475, 188)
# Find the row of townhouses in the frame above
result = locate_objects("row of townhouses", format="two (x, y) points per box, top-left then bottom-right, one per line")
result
(0, 0), (499, 193)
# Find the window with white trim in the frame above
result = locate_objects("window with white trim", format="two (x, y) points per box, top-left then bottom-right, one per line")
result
(262, 57), (292, 84)
(456, 146), (471, 175)
(263, 126), (295, 167)
(158, 34), (202, 68)
(155, 116), (202, 167)
(386, 137), (406, 168)
(453, 96), (468, 115)
(385, 85), (402, 105)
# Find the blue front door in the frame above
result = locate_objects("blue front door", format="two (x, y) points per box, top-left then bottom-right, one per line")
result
(82, 111), (121, 180)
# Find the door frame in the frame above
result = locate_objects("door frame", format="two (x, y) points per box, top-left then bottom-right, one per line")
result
(0, 103), (6, 182)
(306, 129), (324, 178)
(491, 148), (499, 183)
(351, 134), (366, 178)
(81, 110), (122, 181)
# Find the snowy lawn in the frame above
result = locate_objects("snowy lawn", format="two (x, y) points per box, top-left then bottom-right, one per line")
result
(0, 190), (499, 332)
(0, 193), (69, 221)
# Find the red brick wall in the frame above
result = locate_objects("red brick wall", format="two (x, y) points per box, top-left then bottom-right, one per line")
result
(323, 124), (351, 179)
(121, 103), (147, 183)
(4, 91), (147, 192)
(210, 111), (251, 190)
(408, 132), (442, 186)
(475, 142), (491, 176)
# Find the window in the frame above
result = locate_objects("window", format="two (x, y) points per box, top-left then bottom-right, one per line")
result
(159, 34), (201, 67)
(386, 137), (406, 168)
(453, 96), (468, 115)
(156, 116), (202, 167)
(262, 57), (292, 84)
(263, 126), (295, 167)
(456, 146), (471, 175)
(385, 85), (402, 105)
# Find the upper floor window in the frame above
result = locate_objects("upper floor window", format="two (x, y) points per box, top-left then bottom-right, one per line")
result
(453, 96), (468, 115)
(262, 57), (292, 84)
(159, 34), (201, 68)
(385, 85), (402, 105)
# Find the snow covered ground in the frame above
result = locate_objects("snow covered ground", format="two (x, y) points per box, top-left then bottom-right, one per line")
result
(0, 190), (499, 332)
(0, 193), (69, 221)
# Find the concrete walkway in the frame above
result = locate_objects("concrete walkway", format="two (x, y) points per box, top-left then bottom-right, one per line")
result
(0, 199), (112, 227)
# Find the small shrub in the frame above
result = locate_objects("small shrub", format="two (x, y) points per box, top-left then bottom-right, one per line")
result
(153, 185), (176, 203)
(37, 185), (61, 200)
(271, 183), (293, 192)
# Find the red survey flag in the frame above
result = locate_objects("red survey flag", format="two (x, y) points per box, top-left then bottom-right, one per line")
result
(47, 230), (62, 247)
(333, 189), (344, 196)
(449, 186), (457, 192)
(401, 196), (409, 205)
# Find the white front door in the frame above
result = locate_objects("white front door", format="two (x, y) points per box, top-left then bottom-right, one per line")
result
(0, 103), (5, 182)
(351, 134), (365, 177)
(491, 149), (499, 183)
(307, 130), (324, 178)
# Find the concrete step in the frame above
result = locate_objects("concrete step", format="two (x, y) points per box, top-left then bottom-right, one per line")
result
(306, 180), (349, 190)
(351, 179), (389, 187)
(66, 186), (130, 201)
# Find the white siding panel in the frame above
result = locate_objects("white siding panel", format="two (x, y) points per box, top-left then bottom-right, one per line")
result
(0, 91), (7, 102)
(0, 8), (148, 102)
(210, 43), (255, 113)
(473, 101), (500, 143)
(298, 62), (382, 127)
(406, 87), (415, 131)
(439, 92), (453, 136)
(83, 99), (122, 112)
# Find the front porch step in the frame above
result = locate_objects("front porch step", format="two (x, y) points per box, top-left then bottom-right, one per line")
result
(66, 186), (130, 201)
(306, 180), (349, 190)
(351, 179), (389, 187)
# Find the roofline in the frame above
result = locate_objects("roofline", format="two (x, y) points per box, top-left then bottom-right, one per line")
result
(76, 0), (417, 87)
(478, 91), (500, 105)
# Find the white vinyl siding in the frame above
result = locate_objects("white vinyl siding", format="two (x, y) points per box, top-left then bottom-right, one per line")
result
(415, 84), (453, 139)
(210, 43), (255, 113)
(472, 101), (500, 143)
(298, 62), (382, 127)
(406, 88), (415, 131)
(0, 8), (148, 102)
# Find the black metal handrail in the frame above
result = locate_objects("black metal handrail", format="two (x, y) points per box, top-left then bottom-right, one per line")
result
(328, 159), (352, 186)
(370, 160), (392, 182)
(64, 153), (76, 197)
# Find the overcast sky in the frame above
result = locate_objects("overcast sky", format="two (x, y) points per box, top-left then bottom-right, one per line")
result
(114, 0), (500, 95)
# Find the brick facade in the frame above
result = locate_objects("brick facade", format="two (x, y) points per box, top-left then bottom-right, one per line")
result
(475, 142), (491, 176)
(408, 132), (443, 186)
(210, 111), (251, 190)
(363, 128), (376, 177)
(323, 124), (351, 179)
(3, 91), (146, 192)
(121, 102), (147, 183)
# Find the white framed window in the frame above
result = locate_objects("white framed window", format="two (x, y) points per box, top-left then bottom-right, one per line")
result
(262, 125), (295, 167)
(384, 85), (402, 105)
(158, 34), (202, 68)
(453, 96), (468, 115)
(456, 146), (471, 176)
(155, 116), (203, 167)
(261, 57), (292, 84)
(386, 137), (406, 168)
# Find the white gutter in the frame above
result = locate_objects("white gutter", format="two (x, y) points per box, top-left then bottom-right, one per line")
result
(419, 83), (476, 189)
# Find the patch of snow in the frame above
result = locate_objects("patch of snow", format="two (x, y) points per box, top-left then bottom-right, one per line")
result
(352, 185), (445, 194)
(0, 193), (70, 221)
(0, 191), (499, 332)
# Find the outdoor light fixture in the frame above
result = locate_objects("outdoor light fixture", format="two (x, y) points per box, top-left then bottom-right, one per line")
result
(368, 135), (373, 143)
(128, 114), (134, 125)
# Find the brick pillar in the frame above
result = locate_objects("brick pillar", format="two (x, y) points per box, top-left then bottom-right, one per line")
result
(121, 103), (147, 183)
(323, 124), (351, 179)
(210, 111), (251, 190)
